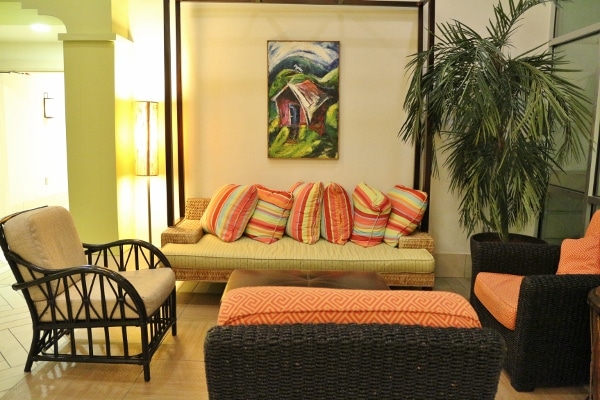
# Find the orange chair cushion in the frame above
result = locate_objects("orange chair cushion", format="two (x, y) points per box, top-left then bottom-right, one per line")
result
(557, 233), (600, 275)
(474, 272), (524, 330)
(218, 287), (481, 328)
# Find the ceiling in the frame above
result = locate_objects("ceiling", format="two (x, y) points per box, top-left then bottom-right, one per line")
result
(0, 2), (65, 43)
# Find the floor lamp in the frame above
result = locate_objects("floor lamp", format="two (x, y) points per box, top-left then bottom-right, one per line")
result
(135, 101), (159, 243)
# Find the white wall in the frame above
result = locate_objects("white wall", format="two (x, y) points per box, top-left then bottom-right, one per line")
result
(177, 1), (553, 277)
(0, 72), (68, 218)
(180, 3), (417, 196)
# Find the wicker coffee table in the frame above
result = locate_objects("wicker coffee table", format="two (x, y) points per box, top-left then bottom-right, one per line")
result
(223, 269), (390, 297)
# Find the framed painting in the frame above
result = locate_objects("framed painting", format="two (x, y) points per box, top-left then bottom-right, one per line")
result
(267, 40), (340, 159)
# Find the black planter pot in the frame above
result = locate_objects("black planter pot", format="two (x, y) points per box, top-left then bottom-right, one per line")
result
(469, 232), (557, 301)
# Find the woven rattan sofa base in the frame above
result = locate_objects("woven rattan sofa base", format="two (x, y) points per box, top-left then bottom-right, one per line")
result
(171, 267), (435, 288)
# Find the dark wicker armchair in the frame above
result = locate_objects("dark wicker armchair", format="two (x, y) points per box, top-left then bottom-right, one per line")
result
(0, 206), (177, 381)
(470, 234), (600, 391)
(205, 323), (505, 400)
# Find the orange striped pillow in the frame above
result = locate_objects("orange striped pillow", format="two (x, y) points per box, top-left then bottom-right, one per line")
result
(200, 184), (258, 242)
(285, 182), (324, 244)
(350, 182), (391, 247)
(244, 185), (294, 244)
(218, 287), (481, 329)
(321, 182), (353, 245)
(384, 185), (428, 247)
(556, 234), (600, 275)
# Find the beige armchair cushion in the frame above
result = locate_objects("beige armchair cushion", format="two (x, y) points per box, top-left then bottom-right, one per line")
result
(4, 206), (86, 301)
(36, 267), (176, 322)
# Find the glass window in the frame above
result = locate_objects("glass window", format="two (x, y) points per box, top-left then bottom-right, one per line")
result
(554, 0), (600, 36)
(549, 34), (600, 193)
(540, 3), (599, 242)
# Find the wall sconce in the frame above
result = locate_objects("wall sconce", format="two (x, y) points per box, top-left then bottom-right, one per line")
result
(43, 92), (54, 118)
(134, 101), (159, 243)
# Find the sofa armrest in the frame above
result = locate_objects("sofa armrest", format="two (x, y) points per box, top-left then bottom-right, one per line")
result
(470, 240), (560, 278)
(185, 198), (211, 220)
(397, 231), (434, 253)
(161, 219), (203, 247)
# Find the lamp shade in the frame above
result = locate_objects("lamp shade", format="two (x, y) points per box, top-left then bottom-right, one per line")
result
(135, 101), (159, 176)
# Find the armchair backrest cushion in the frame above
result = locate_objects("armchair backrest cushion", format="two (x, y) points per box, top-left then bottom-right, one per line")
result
(557, 234), (600, 275)
(4, 206), (86, 301)
(557, 211), (600, 275)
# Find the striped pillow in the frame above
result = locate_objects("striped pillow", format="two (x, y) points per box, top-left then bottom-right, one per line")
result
(350, 182), (391, 247)
(244, 185), (294, 244)
(200, 184), (258, 242)
(384, 185), (428, 247)
(285, 181), (324, 244)
(321, 182), (353, 245)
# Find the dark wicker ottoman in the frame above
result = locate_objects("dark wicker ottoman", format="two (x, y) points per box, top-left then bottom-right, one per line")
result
(223, 269), (390, 297)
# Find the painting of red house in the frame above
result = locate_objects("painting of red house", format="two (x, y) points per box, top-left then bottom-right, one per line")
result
(267, 40), (339, 159)
(271, 79), (330, 137)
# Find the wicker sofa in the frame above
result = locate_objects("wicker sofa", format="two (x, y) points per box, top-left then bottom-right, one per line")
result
(161, 198), (436, 288)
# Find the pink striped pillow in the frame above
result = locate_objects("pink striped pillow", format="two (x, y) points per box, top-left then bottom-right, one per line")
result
(321, 182), (353, 245)
(200, 184), (258, 242)
(384, 185), (428, 247)
(244, 185), (294, 244)
(350, 182), (391, 247)
(285, 181), (324, 244)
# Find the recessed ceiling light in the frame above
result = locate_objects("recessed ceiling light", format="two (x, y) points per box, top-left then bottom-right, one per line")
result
(30, 23), (51, 33)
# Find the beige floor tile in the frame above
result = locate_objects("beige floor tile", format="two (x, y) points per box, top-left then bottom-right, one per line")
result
(0, 329), (28, 367)
(0, 275), (591, 400)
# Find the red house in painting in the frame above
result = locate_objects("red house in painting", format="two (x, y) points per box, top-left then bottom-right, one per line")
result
(271, 79), (331, 136)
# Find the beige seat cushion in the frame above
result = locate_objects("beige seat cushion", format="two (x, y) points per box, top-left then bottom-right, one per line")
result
(36, 267), (175, 322)
(162, 234), (435, 273)
(474, 272), (524, 330)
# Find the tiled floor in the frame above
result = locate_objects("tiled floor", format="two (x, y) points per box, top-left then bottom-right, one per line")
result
(0, 257), (588, 399)
(0, 257), (32, 396)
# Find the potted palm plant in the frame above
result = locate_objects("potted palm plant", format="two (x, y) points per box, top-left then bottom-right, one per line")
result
(399, 0), (591, 246)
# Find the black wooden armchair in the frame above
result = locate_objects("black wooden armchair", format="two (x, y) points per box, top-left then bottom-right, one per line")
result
(0, 206), (177, 381)
(470, 236), (600, 391)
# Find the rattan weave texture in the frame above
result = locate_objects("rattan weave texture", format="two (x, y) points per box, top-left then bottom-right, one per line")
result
(204, 323), (505, 400)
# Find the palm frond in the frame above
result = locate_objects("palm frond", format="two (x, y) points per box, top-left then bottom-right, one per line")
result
(399, 0), (590, 241)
